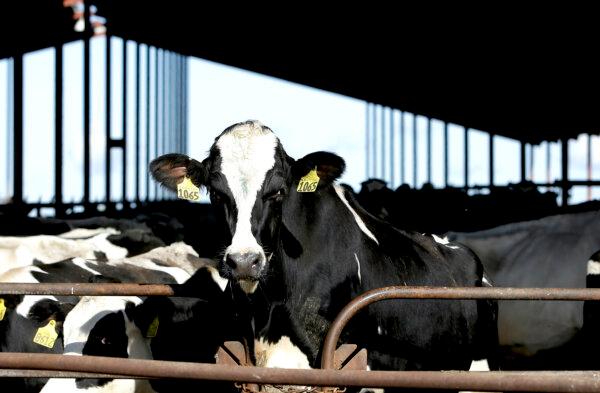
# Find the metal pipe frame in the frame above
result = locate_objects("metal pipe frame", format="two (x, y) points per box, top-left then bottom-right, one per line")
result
(4, 283), (600, 300)
(3, 285), (600, 391)
(320, 285), (600, 370)
(1, 354), (600, 392)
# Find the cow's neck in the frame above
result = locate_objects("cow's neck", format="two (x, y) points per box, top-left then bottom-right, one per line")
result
(257, 184), (371, 363)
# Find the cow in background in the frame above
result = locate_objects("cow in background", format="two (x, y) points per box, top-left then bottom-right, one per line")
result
(448, 209), (600, 370)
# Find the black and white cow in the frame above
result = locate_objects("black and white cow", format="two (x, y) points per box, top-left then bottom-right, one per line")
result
(0, 294), (74, 393)
(150, 120), (498, 378)
(0, 230), (128, 276)
(0, 242), (216, 392)
(448, 209), (600, 370)
(39, 266), (252, 393)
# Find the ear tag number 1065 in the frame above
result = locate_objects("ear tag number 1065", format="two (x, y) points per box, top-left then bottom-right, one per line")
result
(297, 168), (320, 193)
(177, 177), (200, 201)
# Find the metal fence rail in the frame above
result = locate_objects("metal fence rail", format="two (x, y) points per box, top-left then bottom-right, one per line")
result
(2, 285), (600, 391)
(3, 283), (600, 299)
(1, 353), (600, 392)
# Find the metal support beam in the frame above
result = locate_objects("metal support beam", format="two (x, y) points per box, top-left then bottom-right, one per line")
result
(381, 106), (386, 181)
(561, 138), (569, 206)
(588, 134), (593, 201)
(520, 141), (526, 182)
(83, 36), (90, 204)
(366, 105), (370, 178)
(413, 114), (417, 188)
(135, 43), (140, 201)
(122, 40), (128, 202)
(145, 46), (151, 200)
(12, 54), (23, 204)
(54, 45), (63, 213)
(426, 118), (431, 184)
(154, 49), (159, 199)
(444, 122), (448, 187)
(489, 133), (494, 187)
(105, 36), (112, 201)
(372, 105), (377, 178)
(389, 108), (394, 188)
(546, 142), (552, 185)
(400, 112), (404, 185)
(464, 127), (469, 188)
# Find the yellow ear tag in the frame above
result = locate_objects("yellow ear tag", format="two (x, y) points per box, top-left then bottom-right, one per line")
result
(297, 168), (320, 193)
(33, 320), (58, 349)
(146, 316), (159, 338)
(0, 299), (6, 321)
(177, 177), (200, 201)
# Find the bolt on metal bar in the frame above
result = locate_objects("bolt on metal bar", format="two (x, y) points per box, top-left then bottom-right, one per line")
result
(1, 353), (600, 392)
(320, 285), (600, 370)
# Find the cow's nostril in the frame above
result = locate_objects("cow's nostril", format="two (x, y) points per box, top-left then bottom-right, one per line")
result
(251, 257), (260, 268)
(226, 255), (237, 269)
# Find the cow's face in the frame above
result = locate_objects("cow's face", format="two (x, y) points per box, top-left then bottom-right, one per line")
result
(150, 121), (345, 293)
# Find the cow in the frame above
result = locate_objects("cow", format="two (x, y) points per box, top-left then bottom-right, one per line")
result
(0, 294), (74, 393)
(0, 242), (215, 392)
(149, 120), (498, 385)
(0, 231), (128, 276)
(39, 266), (253, 393)
(447, 209), (600, 370)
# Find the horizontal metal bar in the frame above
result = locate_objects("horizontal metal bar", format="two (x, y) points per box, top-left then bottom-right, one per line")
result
(107, 138), (126, 148)
(0, 283), (178, 296)
(0, 369), (136, 379)
(3, 284), (600, 300)
(1, 353), (599, 392)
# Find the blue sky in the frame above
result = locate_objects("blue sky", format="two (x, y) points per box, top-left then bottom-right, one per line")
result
(0, 36), (598, 207)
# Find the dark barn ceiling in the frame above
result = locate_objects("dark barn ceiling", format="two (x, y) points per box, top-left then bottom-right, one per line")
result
(2, 2), (598, 144)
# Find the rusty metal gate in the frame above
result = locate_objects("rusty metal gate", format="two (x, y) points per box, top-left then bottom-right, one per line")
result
(1, 284), (600, 392)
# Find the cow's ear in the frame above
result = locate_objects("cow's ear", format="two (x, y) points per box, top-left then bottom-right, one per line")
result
(292, 151), (346, 188)
(149, 153), (207, 191)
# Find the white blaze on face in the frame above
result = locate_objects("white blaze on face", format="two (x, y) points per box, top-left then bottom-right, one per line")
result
(216, 121), (278, 269)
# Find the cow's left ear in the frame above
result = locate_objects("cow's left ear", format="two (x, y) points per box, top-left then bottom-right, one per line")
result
(149, 153), (207, 191)
(292, 151), (346, 187)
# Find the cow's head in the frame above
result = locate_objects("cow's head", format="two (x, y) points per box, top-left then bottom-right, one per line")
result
(150, 121), (345, 293)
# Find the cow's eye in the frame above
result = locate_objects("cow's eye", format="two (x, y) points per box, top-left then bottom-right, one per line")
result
(264, 189), (285, 202)
(210, 190), (225, 204)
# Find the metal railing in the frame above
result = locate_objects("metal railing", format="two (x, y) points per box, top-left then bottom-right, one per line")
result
(2, 285), (600, 392)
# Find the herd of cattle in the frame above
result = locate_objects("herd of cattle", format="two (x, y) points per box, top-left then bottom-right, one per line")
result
(1, 120), (599, 393)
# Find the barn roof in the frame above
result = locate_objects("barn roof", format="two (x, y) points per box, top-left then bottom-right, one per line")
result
(2, 2), (598, 144)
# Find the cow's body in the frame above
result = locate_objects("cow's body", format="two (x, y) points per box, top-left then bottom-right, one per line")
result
(0, 295), (73, 393)
(150, 120), (498, 381)
(0, 231), (128, 275)
(448, 209), (600, 369)
(39, 265), (251, 393)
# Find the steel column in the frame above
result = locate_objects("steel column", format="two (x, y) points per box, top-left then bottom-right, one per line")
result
(54, 45), (63, 214)
(12, 54), (23, 204)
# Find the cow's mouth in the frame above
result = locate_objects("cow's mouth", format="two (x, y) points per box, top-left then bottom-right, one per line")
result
(238, 278), (259, 294)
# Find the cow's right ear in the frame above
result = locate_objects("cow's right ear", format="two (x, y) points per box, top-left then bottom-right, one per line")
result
(149, 153), (207, 191)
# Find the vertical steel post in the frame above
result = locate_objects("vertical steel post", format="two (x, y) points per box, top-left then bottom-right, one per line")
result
(561, 137), (569, 206)
(105, 36), (112, 201)
(12, 54), (23, 204)
(55, 45), (63, 213)
(464, 127), (469, 189)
